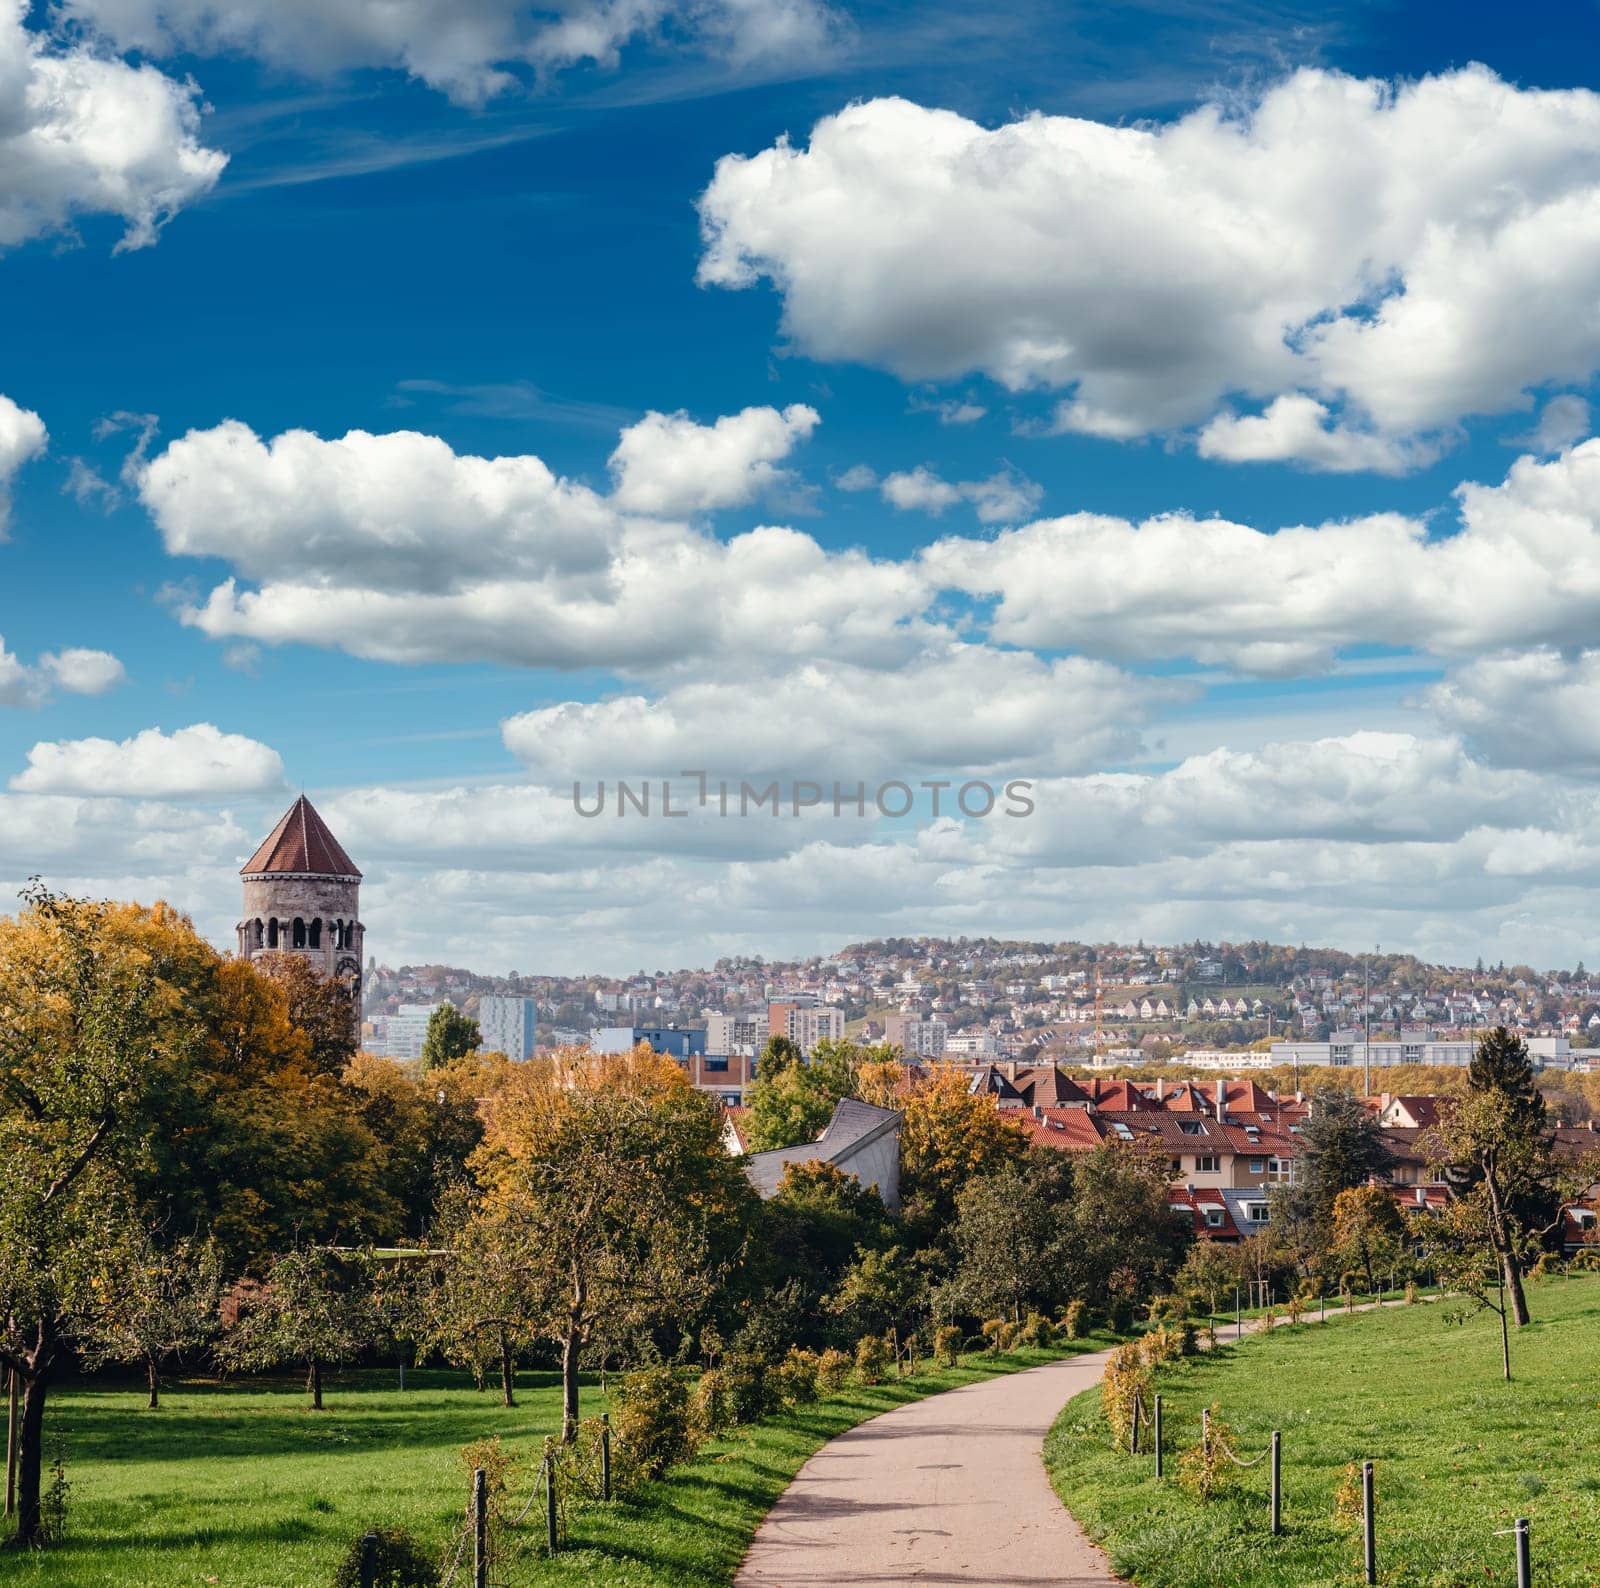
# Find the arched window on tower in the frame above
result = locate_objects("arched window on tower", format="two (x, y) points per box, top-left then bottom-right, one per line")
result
(309, 919), (322, 949)
(267, 919), (279, 949)
(292, 918), (306, 949)
(253, 918), (264, 948)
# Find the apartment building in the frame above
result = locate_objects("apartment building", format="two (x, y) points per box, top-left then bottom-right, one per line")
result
(477, 994), (538, 1060)
(885, 1014), (948, 1059)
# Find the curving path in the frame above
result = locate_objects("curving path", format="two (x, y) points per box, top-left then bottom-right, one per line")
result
(733, 1345), (1127, 1587)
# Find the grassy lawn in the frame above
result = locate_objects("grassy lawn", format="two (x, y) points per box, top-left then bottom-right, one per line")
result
(6, 1336), (1118, 1586)
(520, 1338), (1119, 1587)
(1044, 1277), (1600, 1587)
(5, 1366), (593, 1587)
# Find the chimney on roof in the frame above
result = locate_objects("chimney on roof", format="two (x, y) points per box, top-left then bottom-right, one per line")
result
(1215, 1077), (1227, 1121)
(1033, 1103), (1043, 1119)
(1295, 1089), (1304, 1104)
(1155, 1077), (1166, 1101)
(1414, 1186), (1426, 1207)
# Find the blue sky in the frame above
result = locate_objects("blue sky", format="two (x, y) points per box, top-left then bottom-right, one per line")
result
(6, 0), (1600, 972)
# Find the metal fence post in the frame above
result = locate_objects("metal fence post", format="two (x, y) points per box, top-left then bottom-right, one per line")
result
(601, 1412), (612, 1502)
(1514, 1517), (1531, 1588)
(1270, 1431), (1281, 1535)
(545, 1446), (558, 1557)
(1362, 1460), (1376, 1585)
(1153, 1394), (1163, 1479)
(472, 1467), (488, 1588)
(359, 1531), (379, 1588)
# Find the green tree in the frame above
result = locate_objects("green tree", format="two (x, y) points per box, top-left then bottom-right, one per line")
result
(756, 1035), (803, 1076)
(898, 1067), (1029, 1230)
(828, 1245), (925, 1361)
(220, 1245), (380, 1409)
(742, 1039), (862, 1151)
(946, 1161), (1066, 1321)
(1062, 1141), (1190, 1309)
(1330, 1184), (1405, 1294)
(1175, 1238), (1244, 1317)
(1299, 1089), (1394, 1228)
(421, 1004), (480, 1070)
(79, 1226), (223, 1409)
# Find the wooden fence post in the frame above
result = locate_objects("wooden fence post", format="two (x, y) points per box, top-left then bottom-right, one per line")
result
(545, 1446), (558, 1557)
(601, 1412), (612, 1502)
(1270, 1431), (1281, 1535)
(1362, 1460), (1376, 1584)
(1153, 1395), (1163, 1479)
(472, 1467), (488, 1588)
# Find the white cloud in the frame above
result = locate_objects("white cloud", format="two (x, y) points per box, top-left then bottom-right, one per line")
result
(1197, 395), (1439, 475)
(0, 394), (46, 531)
(1428, 650), (1600, 775)
(607, 402), (819, 516)
(698, 69), (1600, 466)
(833, 463), (878, 492)
(0, 638), (125, 707)
(11, 722), (285, 797)
(139, 419), (621, 589)
(501, 647), (1180, 781)
(922, 438), (1600, 674)
(142, 413), (937, 673)
(881, 464), (1040, 522)
(60, 0), (846, 105)
(1511, 394), (1591, 456)
(0, 1), (224, 252)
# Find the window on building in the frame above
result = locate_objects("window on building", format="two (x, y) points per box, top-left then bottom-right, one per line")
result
(704, 1055), (728, 1072)
(1268, 1157), (1295, 1183)
(1248, 1157), (1265, 1174)
(1178, 1120), (1208, 1136)
(1193, 1154), (1220, 1174)
(1246, 1203), (1270, 1224)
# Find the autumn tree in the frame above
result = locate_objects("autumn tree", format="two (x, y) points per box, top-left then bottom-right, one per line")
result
(0, 887), (182, 1548)
(421, 1005), (480, 1071)
(473, 1045), (754, 1437)
(828, 1245), (926, 1360)
(1329, 1184), (1406, 1294)
(255, 953), (356, 1075)
(220, 1246), (379, 1409)
(79, 1226), (223, 1409)
(898, 1067), (1029, 1231)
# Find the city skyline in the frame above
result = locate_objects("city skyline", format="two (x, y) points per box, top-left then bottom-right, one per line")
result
(7, 2), (1600, 972)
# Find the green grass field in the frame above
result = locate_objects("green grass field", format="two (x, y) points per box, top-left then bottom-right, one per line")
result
(1045, 1278), (1600, 1587)
(6, 1339), (1114, 1586)
(4, 1366), (591, 1587)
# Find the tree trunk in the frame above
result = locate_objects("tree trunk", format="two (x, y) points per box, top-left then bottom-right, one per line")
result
(561, 1324), (583, 1442)
(499, 1335), (516, 1409)
(144, 1359), (161, 1411)
(307, 1359), (323, 1411)
(1484, 1172), (1531, 1326)
(8, 1370), (47, 1548)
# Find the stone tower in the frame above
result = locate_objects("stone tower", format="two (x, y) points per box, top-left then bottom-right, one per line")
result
(237, 794), (365, 1013)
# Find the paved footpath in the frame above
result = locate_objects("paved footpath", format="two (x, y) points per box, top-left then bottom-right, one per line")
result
(733, 1345), (1126, 1587)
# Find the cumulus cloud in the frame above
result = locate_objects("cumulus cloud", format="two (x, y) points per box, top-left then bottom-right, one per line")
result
(923, 438), (1600, 675)
(139, 419), (621, 590)
(59, 0), (846, 104)
(607, 402), (819, 516)
(11, 722), (285, 797)
(1428, 650), (1600, 774)
(0, 1), (225, 252)
(501, 647), (1180, 781)
(1509, 394), (1591, 456)
(880, 465), (1041, 522)
(0, 394), (46, 531)
(140, 412), (938, 673)
(698, 68), (1600, 465)
(0, 638), (125, 707)
(1197, 395), (1440, 475)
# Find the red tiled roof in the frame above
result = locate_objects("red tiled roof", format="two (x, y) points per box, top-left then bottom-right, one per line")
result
(1016, 1107), (1106, 1150)
(241, 795), (361, 879)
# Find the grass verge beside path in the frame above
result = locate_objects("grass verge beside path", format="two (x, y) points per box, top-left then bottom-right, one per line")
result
(523, 1337), (1121, 1587)
(1044, 1277), (1600, 1588)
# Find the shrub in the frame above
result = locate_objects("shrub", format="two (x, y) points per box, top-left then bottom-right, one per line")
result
(1060, 1299), (1088, 1340)
(1141, 1323), (1181, 1368)
(816, 1348), (853, 1394)
(721, 1357), (776, 1425)
(689, 1368), (731, 1436)
(458, 1435), (515, 1499)
(1334, 1460), (1367, 1524)
(772, 1346), (821, 1407)
(854, 1333), (891, 1385)
(330, 1527), (437, 1588)
(1147, 1294), (1187, 1324)
(1178, 1405), (1238, 1501)
(1285, 1292), (1305, 1326)
(1178, 1320), (1199, 1356)
(1573, 1249), (1600, 1273)
(980, 1318), (1008, 1355)
(611, 1365), (695, 1485)
(1018, 1311), (1056, 1348)
(1107, 1297), (1135, 1333)
(1100, 1341), (1150, 1449)
(1404, 1280), (1419, 1305)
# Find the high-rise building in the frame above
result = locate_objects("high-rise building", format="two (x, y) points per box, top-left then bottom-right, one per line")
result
(885, 1014), (948, 1060)
(478, 994), (539, 1060)
(771, 1003), (844, 1054)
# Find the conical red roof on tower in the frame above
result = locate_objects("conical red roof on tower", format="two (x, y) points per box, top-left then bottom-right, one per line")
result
(241, 795), (361, 879)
